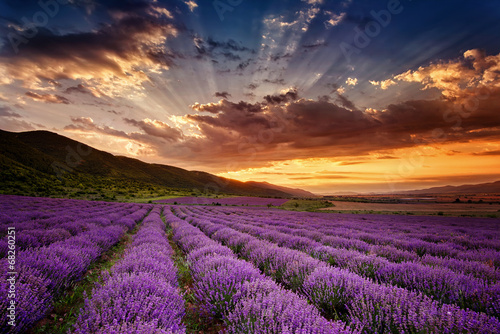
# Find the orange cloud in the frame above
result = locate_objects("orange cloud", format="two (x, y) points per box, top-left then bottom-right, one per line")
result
(393, 49), (500, 99)
(25, 91), (70, 104)
(370, 79), (396, 90)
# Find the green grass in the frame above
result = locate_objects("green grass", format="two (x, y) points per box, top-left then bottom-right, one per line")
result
(28, 222), (144, 334)
(279, 199), (335, 212)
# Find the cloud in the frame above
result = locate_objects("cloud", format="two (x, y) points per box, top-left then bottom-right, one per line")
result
(335, 93), (356, 110)
(302, 40), (328, 49)
(191, 99), (264, 114)
(58, 80), (500, 171)
(337, 161), (365, 166)
(393, 49), (500, 100)
(263, 78), (286, 85)
(290, 175), (355, 180)
(247, 83), (259, 90)
(194, 37), (253, 61)
(263, 88), (299, 104)
(377, 155), (399, 160)
(64, 84), (95, 96)
(184, 1), (198, 12)
(174, 86), (500, 168)
(0, 106), (21, 118)
(346, 77), (358, 86)
(472, 150), (500, 156)
(64, 117), (129, 138)
(324, 11), (346, 28)
(215, 91), (231, 99)
(260, 0), (322, 59)
(370, 79), (396, 90)
(0, 2), (178, 97)
(0, 118), (38, 131)
(124, 118), (183, 142)
(25, 92), (71, 104)
(237, 59), (253, 71)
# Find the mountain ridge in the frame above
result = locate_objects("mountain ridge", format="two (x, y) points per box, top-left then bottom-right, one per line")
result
(398, 180), (500, 195)
(0, 129), (313, 199)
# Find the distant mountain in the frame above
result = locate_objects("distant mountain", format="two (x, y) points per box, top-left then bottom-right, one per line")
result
(322, 191), (360, 196)
(245, 181), (317, 198)
(400, 180), (500, 195)
(0, 129), (304, 198)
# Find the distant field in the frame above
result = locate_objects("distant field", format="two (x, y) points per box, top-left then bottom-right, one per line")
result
(154, 196), (290, 206)
(322, 200), (500, 217)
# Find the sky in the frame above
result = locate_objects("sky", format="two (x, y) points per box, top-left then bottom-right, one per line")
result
(0, 0), (500, 194)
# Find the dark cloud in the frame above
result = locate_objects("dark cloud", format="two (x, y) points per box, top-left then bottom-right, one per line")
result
(377, 155), (399, 160)
(221, 52), (241, 61)
(215, 91), (231, 99)
(326, 82), (340, 94)
(65, 84), (93, 95)
(302, 41), (328, 49)
(25, 92), (71, 104)
(263, 78), (286, 85)
(472, 150), (500, 156)
(247, 83), (259, 90)
(237, 59), (252, 71)
(206, 38), (252, 53)
(318, 95), (331, 102)
(337, 161), (366, 166)
(335, 93), (356, 110)
(263, 88), (299, 105)
(0, 2), (178, 96)
(269, 53), (292, 62)
(168, 87), (500, 168)
(191, 99), (264, 114)
(194, 37), (253, 62)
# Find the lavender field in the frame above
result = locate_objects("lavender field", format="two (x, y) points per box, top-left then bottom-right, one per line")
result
(1, 195), (500, 333)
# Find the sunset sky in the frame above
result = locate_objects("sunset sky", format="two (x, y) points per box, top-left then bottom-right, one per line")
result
(1, 0), (500, 194)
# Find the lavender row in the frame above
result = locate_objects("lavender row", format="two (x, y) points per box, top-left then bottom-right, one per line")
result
(185, 207), (500, 318)
(177, 208), (500, 333)
(71, 206), (185, 334)
(164, 208), (352, 333)
(195, 206), (500, 279)
(0, 204), (147, 334)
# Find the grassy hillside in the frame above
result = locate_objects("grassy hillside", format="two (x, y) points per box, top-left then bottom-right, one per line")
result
(0, 130), (293, 200)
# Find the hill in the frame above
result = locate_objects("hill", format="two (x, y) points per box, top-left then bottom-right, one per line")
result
(400, 180), (500, 195)
(0, 129), (305, 200)
(245, 181), (317, 198)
